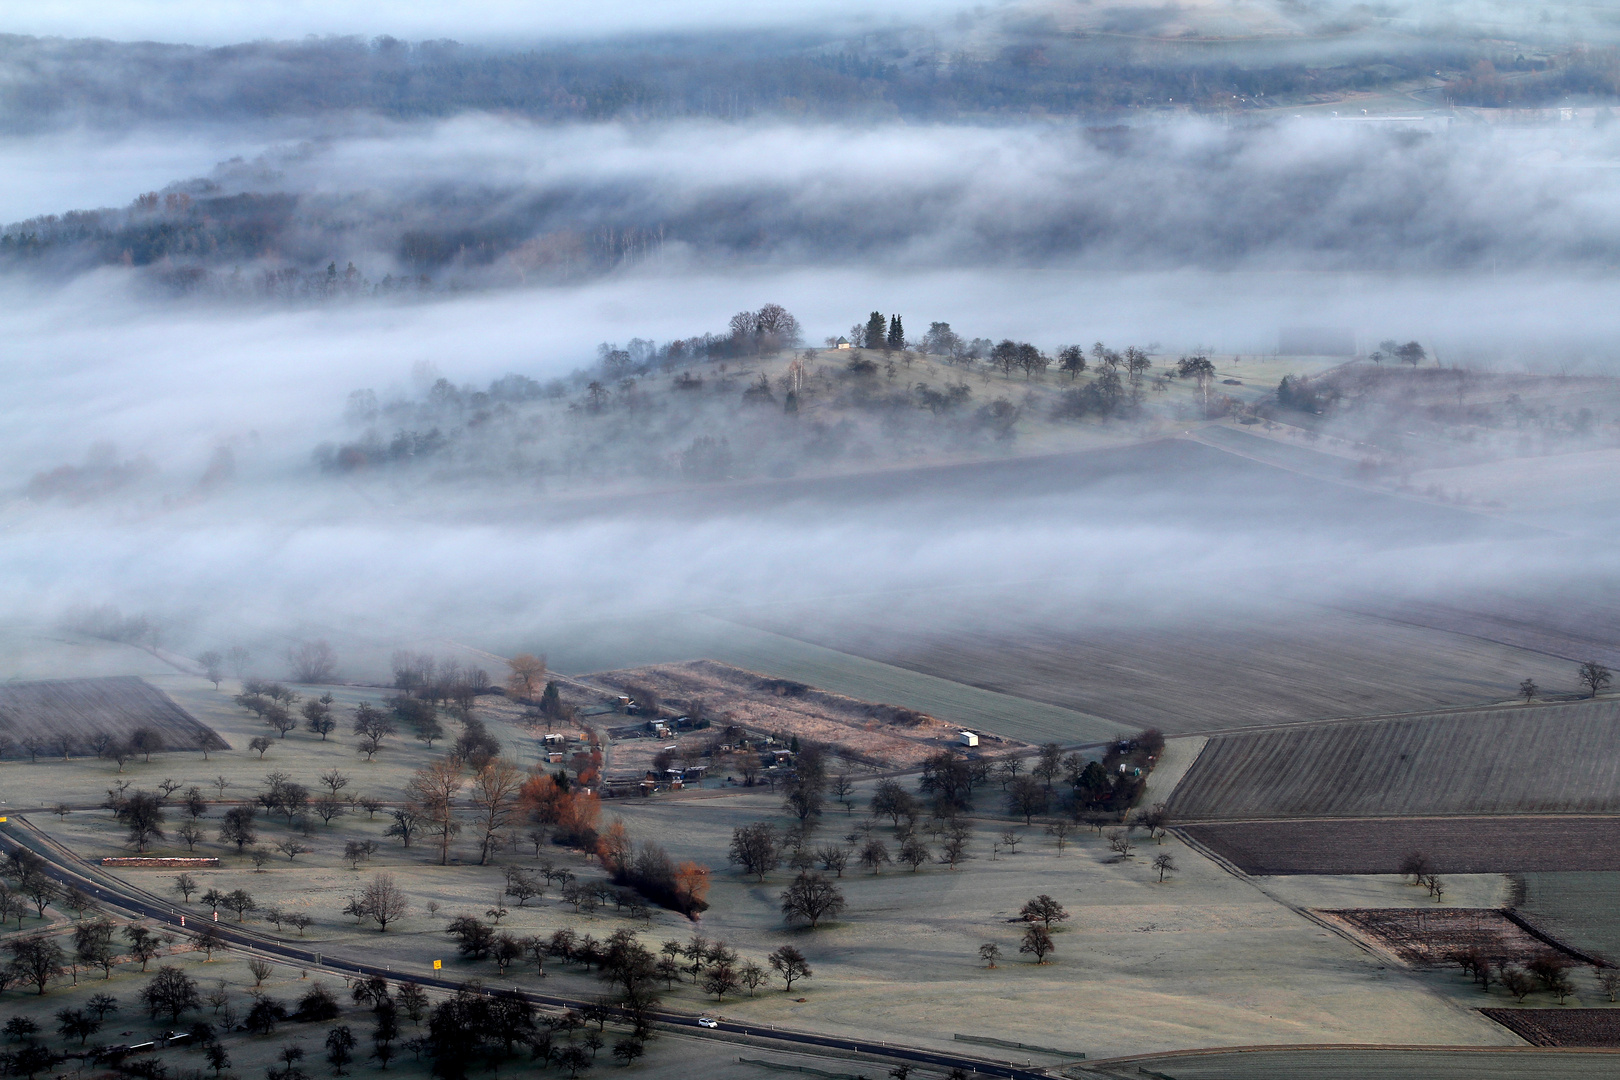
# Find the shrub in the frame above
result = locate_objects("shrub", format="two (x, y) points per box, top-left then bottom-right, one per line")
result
(294, 984), (340, 1022)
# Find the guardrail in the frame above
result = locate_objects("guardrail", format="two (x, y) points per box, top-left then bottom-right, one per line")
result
(954, 1034), (1086, 1059)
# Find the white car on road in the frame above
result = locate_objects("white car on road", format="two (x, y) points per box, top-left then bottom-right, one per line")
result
(697, 1017), (719, 1028)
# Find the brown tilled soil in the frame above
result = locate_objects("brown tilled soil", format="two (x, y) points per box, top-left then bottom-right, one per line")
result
(1318, 908), (1579, 968)
(1481, 1010), (1620, 1047)
(1180, 817), (1620, 875)
(0, 675), (226, 751)
(582, 659), (1017, 767)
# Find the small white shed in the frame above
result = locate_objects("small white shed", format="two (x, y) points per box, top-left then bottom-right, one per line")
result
(959, 730), (980, 748)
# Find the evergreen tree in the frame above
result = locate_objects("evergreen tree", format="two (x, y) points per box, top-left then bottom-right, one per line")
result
(886, 315), (904, 350)
(538, 681), (563, 719)
(863, 311), (887, 349)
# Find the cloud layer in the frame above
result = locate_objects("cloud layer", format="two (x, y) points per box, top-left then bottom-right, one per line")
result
(18, 115), (1620, 283)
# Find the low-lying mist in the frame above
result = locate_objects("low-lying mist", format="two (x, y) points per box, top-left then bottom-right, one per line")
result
(1, 255), (1615, 668)
(14, 115), (1620, 290)
(4, 87), (1620, 678)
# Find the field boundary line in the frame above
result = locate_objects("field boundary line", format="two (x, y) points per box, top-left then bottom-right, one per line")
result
(1500, 908), (1612, 967)
(1323, 602), (1600, 667)
(954, 1033), (1087, 1059)
(1171, 827), (1402, 965)
(1171, 812), (1620, 827)
(1086, 1042), (1620, 1066)
(737, 1057), (866, 1079)
(1173, 694), (1613, 741)
(1184, 427), (1560, 536)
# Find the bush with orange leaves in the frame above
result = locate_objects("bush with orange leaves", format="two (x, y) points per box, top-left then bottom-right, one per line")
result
(519, 769), (600, 849)
(588, 813), (711, 918)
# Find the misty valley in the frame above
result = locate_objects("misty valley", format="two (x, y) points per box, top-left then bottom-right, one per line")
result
(6, 4), (1620, 1080)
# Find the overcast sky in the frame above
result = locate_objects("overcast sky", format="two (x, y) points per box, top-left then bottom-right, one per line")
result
(9, 0), (959, 45)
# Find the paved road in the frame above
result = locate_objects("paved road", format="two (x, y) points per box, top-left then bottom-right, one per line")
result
(0, 818), (1058, 1080)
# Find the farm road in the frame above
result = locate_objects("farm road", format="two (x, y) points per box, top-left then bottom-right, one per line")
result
(0, 817), (1055, 1080)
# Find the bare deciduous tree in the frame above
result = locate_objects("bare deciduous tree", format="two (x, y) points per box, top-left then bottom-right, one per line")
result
(779, 872), (845, 929)
(701, 964), (739, 1000)
(831, 773), (854, 813)
(1020, 894), (1070, 929)
(195, 651), (225, 689)
(857, 838), (890, 874)
(313, 793), (347, 825)
(274, 837), (310, 861)
(358, 873), (409, 932)
(470, 760), (524, 866)
(1006, 777), (1048, 823)
(1501, 965), (1534, 1002)
(505, 654), (547, 701)
(407, 757), (464, 866)
(287, 640), (337, 684)
(815, 844), (849, 877)
(1019, 925), (1054, 964)
(728, 822), (780, 882)
(1579, 660), (1612, 699)
(767, 945), (812, 991)
(1399, 851), (1431, 885)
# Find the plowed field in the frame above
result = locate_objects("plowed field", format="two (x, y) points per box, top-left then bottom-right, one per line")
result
(1319, 908), (1586, 967)
(1108, 1047), (1620, 1078)
(0, 675), (226, 752)
(1181, 817), (1620, 875)
(1481, 1010), (1620, 1047)
(1166, 702), (1620, 820)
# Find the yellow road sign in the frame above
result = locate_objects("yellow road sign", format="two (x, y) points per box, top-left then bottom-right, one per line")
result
(433, 959), (441, 970)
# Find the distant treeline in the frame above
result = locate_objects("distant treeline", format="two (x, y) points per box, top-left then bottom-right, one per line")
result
(0, 32), (1525, 131)
(0, 187), (665, 285)
(1444, 51), (1620, 107)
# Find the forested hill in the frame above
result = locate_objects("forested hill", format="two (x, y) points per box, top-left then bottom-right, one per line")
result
(0, 31), (1516, 131)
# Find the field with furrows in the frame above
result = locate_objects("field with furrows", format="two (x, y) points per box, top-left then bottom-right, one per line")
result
(1165, 702), (1620, 820)
(0, 675), (227, 751)
(1180, 817), (1620, 876)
